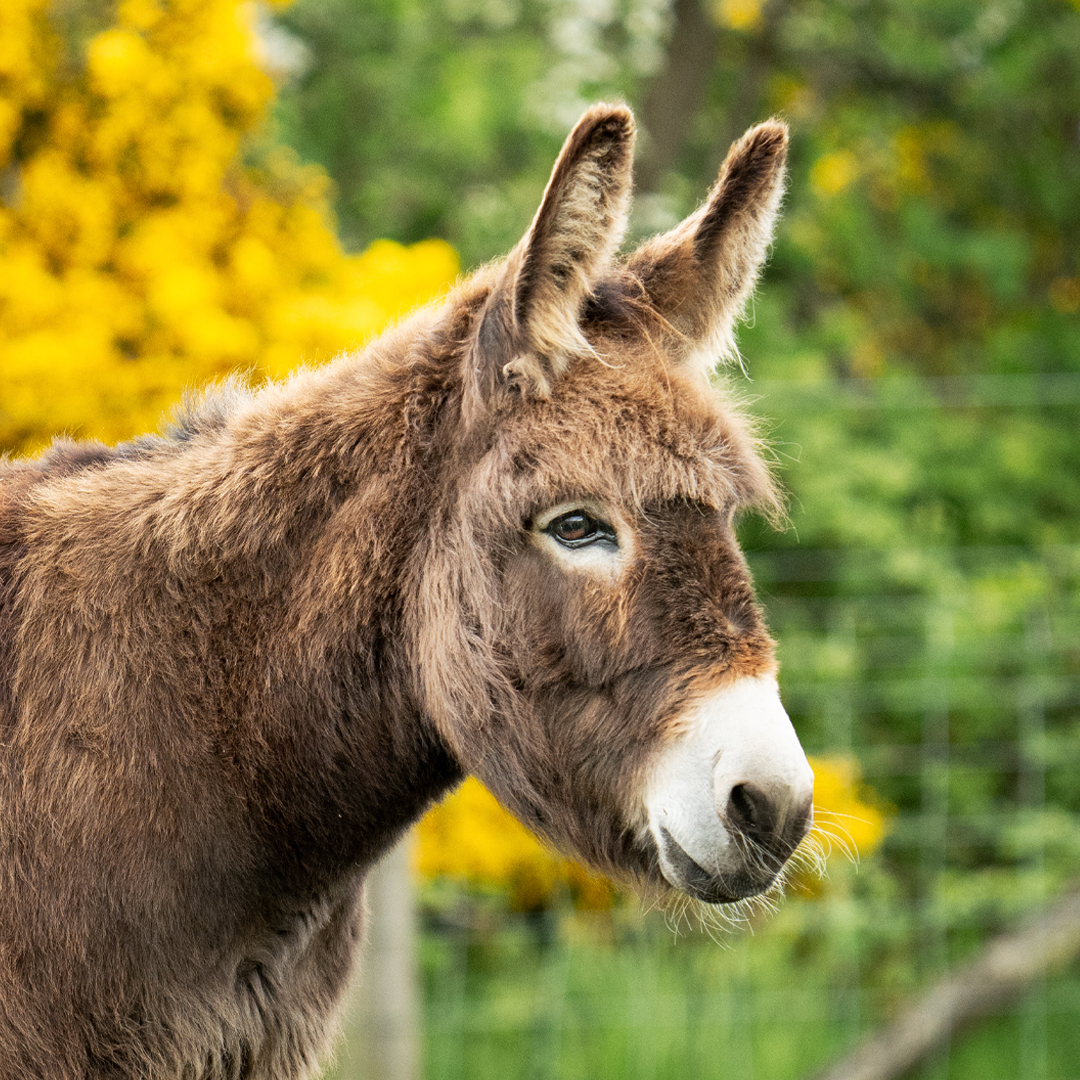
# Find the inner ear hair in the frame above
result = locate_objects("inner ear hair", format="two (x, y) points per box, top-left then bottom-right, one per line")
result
(627, 119), (789, 376)
(464, 104), (636, 422)
(512, 103), (636, 363)
(693, 120), (788, 270)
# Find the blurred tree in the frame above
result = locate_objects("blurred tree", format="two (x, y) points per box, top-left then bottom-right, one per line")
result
(0, 0), (458, 454)
(273, 0), (1080, 383)
(272, 0), (673, 266)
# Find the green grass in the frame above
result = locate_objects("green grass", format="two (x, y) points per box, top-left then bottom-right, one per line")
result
(414, 901), (1080, 1080)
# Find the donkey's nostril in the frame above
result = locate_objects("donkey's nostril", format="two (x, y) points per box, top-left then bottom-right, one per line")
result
(725, 782), (776, 839)
(721, 780), (813, 866)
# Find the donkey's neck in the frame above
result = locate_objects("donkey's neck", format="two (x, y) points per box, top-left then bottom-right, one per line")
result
(16, 325), (466, 884)
(187, 336), (468, 876)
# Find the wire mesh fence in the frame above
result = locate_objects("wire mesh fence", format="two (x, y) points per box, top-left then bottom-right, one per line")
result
(747, 540), (1080, 1080)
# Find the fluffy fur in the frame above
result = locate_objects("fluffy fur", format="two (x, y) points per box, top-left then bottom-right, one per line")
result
(0, 106), (791, 1078)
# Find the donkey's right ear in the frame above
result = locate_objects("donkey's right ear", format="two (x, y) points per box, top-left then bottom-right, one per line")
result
(463, 104), (635, 425)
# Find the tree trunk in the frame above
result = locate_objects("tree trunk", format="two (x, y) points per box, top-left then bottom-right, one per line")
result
(809, 878), (1080, 1080)
(636, 0), (720, 193)
(636, 0), (783, 195)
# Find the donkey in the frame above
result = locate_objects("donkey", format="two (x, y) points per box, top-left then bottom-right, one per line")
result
(0, 104), (812, 1078)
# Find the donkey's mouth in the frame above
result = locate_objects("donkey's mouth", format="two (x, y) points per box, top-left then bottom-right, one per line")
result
(658, 827), (777, 904)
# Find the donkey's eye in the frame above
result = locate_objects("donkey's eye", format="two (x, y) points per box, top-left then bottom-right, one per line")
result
(545, 510), (617, 549)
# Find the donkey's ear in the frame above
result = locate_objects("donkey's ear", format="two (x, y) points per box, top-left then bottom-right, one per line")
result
(464, 104), (635, 421)
(628, 120), (788, 376)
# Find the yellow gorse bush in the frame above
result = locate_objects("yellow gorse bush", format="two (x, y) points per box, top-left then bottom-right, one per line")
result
(808, 754), (890, 856)
(415, 777), (618, 913)
(0, 0), (458, 453)
(416, 756), (890, 911)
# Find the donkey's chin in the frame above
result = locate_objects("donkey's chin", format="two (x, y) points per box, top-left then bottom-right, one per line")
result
(656, 826), (778, 904)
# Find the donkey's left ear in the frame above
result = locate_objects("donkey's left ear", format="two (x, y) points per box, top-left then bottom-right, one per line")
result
(627, 120), (788, 377)
(464, 104), (635, 421)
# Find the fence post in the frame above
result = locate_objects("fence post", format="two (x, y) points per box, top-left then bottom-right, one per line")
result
(336, 835), (422, 1080)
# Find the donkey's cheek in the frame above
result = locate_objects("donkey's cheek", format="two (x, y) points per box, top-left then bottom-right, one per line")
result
(641, 675), (813, 903)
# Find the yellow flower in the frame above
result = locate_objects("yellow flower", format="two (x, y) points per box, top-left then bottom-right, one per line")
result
(0, 0), (457, 453)
(87, 28), (156, 98)
(117, 0), (164, 33)
(0, 243), (66, 333)
(808, 755), (889, 857)
(711, 0), (764, 32)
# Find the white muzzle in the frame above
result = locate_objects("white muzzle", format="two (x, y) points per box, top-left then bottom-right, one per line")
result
(643, 675), (814, 903)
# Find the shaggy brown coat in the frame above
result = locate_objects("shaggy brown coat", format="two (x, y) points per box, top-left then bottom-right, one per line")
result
(0, 105), (794, 1078)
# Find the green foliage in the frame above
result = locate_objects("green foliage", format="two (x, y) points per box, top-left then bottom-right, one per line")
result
(271, 0), (554, 262)
(407, 904), (1080, 1080)
(271, 0), (664, 266)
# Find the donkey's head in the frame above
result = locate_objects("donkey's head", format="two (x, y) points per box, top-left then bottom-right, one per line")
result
(415, 105), (812, 905)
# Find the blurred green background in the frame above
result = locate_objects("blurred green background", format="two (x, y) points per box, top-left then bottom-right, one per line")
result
(2, 0), (1079, 1076)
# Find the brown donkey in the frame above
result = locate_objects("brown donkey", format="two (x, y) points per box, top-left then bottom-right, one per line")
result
(0, 105), (812, 1078)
